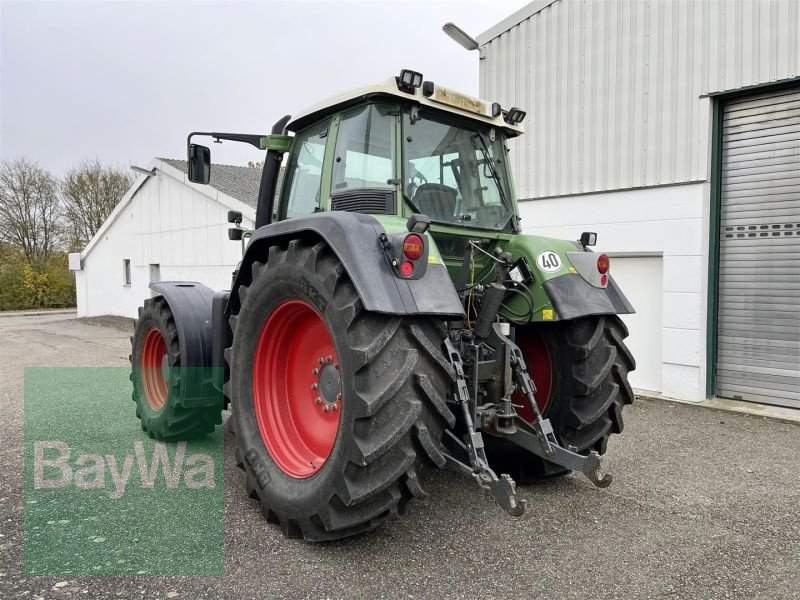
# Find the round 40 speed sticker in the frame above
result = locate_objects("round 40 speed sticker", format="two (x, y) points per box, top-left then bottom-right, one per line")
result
(536, 250), (563, 273)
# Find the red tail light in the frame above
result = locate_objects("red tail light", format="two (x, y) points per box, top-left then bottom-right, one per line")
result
(597, 254), (610, 274)
(400, 261), (414, 277)
(402, 234), (424, 261)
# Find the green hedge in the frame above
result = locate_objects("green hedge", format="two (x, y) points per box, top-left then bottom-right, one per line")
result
(0, 246), (76, 310)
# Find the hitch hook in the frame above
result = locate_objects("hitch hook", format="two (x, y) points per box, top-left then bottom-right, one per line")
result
(489, 474), (527, 517)
(583, 450), (613, 488)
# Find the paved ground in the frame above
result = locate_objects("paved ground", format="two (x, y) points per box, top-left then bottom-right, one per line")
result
(1, 312), (798, 599)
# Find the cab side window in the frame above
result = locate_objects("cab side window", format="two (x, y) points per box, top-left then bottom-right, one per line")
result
(332, 105), (395, 191)
(281, 120), (329, 219)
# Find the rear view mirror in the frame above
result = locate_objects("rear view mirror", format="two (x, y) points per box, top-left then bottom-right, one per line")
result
(188, 144), (210, 184)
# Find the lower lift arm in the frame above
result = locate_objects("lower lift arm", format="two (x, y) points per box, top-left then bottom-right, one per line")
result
(443, 292), (612, 517)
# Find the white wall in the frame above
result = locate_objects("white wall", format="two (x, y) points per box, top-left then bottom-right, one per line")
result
(76, 173), (254, 319)
(518, 182), (709, 401)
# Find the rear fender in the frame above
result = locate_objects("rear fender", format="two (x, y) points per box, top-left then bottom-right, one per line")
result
(504, 234), (635, 321)
(228, 211), (464, 317)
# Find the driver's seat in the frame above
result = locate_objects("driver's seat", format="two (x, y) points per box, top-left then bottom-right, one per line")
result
(412, 183), (458, 220)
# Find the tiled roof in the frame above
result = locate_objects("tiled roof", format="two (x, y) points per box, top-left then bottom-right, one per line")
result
(159, 158), (263, 208)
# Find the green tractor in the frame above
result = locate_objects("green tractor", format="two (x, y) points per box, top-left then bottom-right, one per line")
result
(130, 69), (635, 541)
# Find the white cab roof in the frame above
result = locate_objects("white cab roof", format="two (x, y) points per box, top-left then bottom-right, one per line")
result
(287, 77), (525, 136)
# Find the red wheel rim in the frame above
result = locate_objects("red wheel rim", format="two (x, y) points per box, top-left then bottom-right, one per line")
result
(141, 328), (168, 411)
(513, 329), (552, 423)
(253, 300), (341, 478)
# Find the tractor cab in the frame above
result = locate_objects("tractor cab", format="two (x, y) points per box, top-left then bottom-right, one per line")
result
(279, 81), (525, 237)
(188, 70), (527, 236)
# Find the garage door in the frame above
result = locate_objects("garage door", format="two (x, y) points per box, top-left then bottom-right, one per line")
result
(716, 85), (800, 409)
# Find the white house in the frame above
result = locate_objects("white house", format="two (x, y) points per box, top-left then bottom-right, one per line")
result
(478, 0), (799, 408)
(72, 158), (260, 319)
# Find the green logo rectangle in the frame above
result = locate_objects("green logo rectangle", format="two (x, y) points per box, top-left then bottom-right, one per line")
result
(24, 368), (224, 576)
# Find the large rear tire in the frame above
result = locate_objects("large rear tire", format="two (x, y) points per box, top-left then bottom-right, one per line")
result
(227, 239), (455, 541)
(484, 315), (635, 483)
(130, 297), (222, 440)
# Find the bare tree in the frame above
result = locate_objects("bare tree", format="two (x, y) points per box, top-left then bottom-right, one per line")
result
(61, 159), (133, 249)
(0, 158), (62, 266)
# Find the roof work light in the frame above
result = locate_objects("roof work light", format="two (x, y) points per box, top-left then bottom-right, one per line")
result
(397, 69), (423, 93)
(504, 107), (527, 124)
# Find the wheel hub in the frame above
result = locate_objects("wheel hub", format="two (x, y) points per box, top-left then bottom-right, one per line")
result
(317, 361), (341, 406)
(161, 353), (170, 381)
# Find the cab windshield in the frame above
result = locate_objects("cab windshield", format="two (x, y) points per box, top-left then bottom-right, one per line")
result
(402, 108), (515, 231)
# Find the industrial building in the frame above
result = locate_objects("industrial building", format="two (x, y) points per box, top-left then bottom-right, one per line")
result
(478, 0), (799, 407)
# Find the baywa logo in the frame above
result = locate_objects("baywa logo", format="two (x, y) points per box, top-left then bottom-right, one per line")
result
(33, 440), (215, 500)
(24, 367), (224, 576)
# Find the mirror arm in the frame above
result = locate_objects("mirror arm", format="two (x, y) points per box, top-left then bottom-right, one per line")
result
(255, 115), (292, 229)
(187, 131), (265, 150)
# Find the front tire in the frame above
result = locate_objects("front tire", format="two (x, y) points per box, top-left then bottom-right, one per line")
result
(227, 240), (456, 541)
(130, 297), (222, 440)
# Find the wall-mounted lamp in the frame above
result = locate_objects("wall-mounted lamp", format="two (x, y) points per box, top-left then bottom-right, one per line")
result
(443, 22), (484, 59)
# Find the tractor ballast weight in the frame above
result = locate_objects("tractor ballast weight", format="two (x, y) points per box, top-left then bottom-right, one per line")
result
(130, 70), (637, 541)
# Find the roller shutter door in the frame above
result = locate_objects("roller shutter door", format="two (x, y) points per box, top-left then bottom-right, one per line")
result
(716, 86), (800, 409)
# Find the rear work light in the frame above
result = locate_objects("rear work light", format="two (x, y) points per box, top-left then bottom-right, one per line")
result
(403, 234), (424, 261)
(597, 254), (610, 274)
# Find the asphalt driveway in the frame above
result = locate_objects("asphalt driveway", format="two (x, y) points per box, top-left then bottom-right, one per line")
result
(0, 311), (798, 599)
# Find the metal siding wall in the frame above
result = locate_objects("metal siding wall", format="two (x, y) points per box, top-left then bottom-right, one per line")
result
(481, 0), (800, 199)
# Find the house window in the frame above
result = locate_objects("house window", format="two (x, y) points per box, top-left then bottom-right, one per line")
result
(149, 264), (160, 283)
(122, 259), (131, 286)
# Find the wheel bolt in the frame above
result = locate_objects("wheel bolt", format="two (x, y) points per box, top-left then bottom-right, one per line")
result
(326, 355), (332, 363)
(331, 404), (338, 411)
(323, 405), (330, 413)
(315, 397), (322, 404)
(311, 383), (318, 390)
(336, 392), (342, 401)
(318, 357), (324, 365)
(312, 368), (319, 376)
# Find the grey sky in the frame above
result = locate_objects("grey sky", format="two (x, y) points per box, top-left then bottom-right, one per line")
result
(1, 0), (529, 174)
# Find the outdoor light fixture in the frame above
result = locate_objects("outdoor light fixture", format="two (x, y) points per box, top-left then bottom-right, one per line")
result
(442, 22), (480, 51)
(504, 107), (527, 124)
(397, 69), (423, 93)
(406, 213), (431, 234)
(130, 165), (156, 177)
(580, 232), (598, 247)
